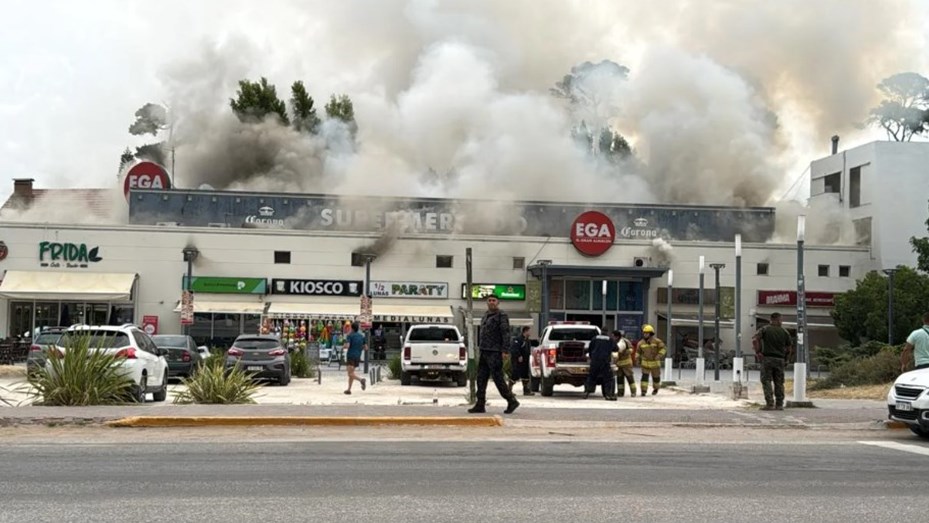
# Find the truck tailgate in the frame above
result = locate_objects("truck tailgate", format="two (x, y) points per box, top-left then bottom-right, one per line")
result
(409, 342), (461, 365)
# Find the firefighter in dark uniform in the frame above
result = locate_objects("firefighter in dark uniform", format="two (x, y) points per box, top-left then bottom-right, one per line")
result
(584, 330), (618, 401)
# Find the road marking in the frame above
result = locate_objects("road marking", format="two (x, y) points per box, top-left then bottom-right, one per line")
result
(859, 440), (929, 457)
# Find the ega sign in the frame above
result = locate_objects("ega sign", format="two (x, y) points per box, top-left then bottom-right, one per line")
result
(124, 161), (171, 201)
(570, 211), (615, 256)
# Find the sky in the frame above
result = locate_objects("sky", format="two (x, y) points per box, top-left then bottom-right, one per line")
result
(2, 0), (928, 206)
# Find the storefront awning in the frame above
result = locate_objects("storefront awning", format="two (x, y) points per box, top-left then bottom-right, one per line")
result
(0, 271), (137, 301)
(265, 302), (358, 321)
(656, 313), (735, 329)
(373, 304), (455, 324)
(756, 314), (835, 329)
(468, 310), (534, 326)
(173, 300), (266, 315)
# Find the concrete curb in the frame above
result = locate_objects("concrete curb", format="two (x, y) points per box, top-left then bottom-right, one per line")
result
(105, 416), (505, 428)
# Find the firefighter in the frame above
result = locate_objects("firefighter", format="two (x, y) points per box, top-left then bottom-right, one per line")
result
(637, 324), (666, 395)
(584, 330), (617, 401)
(613, 330), (636, 397)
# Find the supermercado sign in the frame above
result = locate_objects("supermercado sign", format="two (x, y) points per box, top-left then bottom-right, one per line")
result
(756, 290), (838, 308)
(130, 191), (776, 242)
(272, 279), (363, 297)
(370, 281), (448, 299)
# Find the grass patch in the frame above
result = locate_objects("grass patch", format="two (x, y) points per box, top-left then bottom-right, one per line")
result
(787, 379), (892, 400)
(173, 358), (258, 404)
(27, 336), (136, 406)
(809, 346), (901, 390)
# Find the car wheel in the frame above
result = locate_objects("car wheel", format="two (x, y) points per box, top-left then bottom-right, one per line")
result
(456, 372), (468, 387)
(280, 366), (291, 386)
(529, 376), (540, 393)
(909, 426), (929, 439)
(540, 376), (554, 397)
(133, 374), (148, 403)
(152, 371), (168, 402)
(400, 371), (411, 386)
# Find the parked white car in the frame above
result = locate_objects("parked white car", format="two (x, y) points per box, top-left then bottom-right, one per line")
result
(886, 367), (929, 439)
(401, 325), (467, 386)
(55, 325), (169, 403)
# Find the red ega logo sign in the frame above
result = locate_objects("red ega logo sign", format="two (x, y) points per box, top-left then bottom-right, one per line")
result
(570, 211), (615, 256)
(123, 161), (171, 201)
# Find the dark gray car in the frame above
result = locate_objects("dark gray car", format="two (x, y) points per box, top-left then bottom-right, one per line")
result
(152, 334), (202, 379)
(226, 335), (291, 386)
(26, 327), (67, 374)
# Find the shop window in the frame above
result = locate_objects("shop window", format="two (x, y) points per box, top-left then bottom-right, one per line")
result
(274, 251), (291, 264)
(34, 302), (60, 329)
(548, 279), (565, 310)
(512, 257), (525, 270)
(818, 265), (830, 277)
(436, 255), (453, 268)
(823, 172), (840, 194)
(564, 280), (592, 310)
(756, 263), (769, 276)
(605, 281), (619, 311)
(849, 166), (862, 208)
(243, 314), (261, 337)
(9, 301), (33, 338)
(190, 313), (213, 347)
(839, 265), (851, 277)
(619, 282), (644, 312)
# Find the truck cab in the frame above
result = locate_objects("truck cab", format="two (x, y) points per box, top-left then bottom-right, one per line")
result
(530, 322), (611, 396)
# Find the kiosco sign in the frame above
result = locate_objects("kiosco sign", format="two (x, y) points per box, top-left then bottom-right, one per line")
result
(570, 211), (615, 256)
(124, 161), (171, 200)
(271, 279), (363, 297)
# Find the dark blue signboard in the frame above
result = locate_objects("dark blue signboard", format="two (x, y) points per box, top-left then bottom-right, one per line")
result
(129, 189), (775, 242)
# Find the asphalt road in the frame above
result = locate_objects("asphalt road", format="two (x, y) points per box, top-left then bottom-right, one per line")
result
(1, 435), (927, 522)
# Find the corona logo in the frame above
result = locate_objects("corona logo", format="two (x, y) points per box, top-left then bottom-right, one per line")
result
(633, 217), (648, 227)
(258, 206), (275, 217)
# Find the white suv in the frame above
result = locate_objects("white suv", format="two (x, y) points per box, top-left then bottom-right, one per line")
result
(57, 324), (169, 403)
(886, 367), (929, 439)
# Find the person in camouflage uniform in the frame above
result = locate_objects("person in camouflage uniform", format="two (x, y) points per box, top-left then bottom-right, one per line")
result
(636, 324), (666, 396)
(613, 330), (636, 397)
(752, 312), (793, 411)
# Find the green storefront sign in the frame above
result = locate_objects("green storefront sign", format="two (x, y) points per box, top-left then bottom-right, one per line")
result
(182, 276), (267, 294)
(461, 284), (527, 301)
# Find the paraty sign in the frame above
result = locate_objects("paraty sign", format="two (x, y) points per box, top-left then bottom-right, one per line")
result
(370, 281), (449, 299)
(124, 161), (171, 201)
(570, 211), (615, 256)
(39, 241), (102, 268)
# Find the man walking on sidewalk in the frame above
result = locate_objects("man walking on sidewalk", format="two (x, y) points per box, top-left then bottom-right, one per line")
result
(753, 312), (793, 411)
(468, 296), (520, 415)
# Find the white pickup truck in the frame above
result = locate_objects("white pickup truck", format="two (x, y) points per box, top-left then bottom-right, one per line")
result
(530, 322), (610, 396)
(400, 324), (468, 387)
(886, 367), (929, 439)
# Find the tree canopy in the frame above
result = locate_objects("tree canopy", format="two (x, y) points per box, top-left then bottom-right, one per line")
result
(831, 266), (929, 345)
(230, 77), (290, 125)
(290, 80), (320, 133)
(865, 72), (929, 142)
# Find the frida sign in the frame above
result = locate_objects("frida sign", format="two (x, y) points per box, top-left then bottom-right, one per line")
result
(39, 241), (102, 268)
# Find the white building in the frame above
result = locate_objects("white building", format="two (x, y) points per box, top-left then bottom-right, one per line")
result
(810, 139), (929, 269)
(0, 179), (875, 361)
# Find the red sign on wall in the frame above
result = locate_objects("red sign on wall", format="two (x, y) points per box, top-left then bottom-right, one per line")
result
(142, 315), (159, 335)
(570, 211), (616, 257)
(756, 290), (838, 308)
(124, 161), (171, 201)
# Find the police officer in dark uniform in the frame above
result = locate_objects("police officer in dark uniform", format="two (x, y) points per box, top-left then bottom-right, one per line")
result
(584, 330), (618, 401)
(468, 296), (520, 414)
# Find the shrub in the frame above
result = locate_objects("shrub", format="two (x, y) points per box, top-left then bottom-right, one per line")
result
(387, 354), (401, 379)
(27, 336), (136, 406)
(173, 358), (258, 404)
(201, 347), (225, 369)
(291, 348), (316, 379)
(810, 345), (902, 390)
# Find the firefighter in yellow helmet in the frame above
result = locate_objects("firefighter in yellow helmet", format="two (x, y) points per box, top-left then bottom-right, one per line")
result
(636, 324), (666, 395)
(612, 330), (636, 397)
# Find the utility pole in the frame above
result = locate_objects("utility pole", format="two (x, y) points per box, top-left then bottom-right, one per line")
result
(663, 270), (675, 386)
(788, 215), (813, 407)
(733, 234), (743, 383)
(362, 254), (376, 375)
(710, 263), (726, 382)
(466, 248), (476, 404)
(694, 256), (709, 392)
(883, 268), (898, 345)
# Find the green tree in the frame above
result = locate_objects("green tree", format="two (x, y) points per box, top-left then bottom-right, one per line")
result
(865, 72), (929, 142)
(325, 94), (357, 136)
(831, 266), (929, 345)
(910, 202), (929, 272)
(128, 103), (168, 136)
(119, 148), (135, 173)
(230, 77), (289, 125)
(134, 142), (167, 166)
(290, 81), (320, 133)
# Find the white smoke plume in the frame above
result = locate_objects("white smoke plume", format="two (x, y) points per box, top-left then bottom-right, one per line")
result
(649, 238), (675, 267)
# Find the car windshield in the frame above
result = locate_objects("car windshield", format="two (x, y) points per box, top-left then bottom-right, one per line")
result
(548, 329), (599, 342)
(60, 331), (131, 349)
(407, 328), (460, 342)
(153, 335), (188, 348)
(35, 332), (63, 345)
(235, 339), (280, 350)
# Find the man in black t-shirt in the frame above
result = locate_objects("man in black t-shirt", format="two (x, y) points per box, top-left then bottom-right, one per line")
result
(752, 313), (794, 411)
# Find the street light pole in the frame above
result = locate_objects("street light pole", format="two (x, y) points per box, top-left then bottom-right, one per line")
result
(663, 270), (675, 385)
(733, 234), (744, 383)
(789, 215), (811, 407)
(362, 254), (376, 375)
(883, 268), (898, 345)
(696, 256), (706, 387)
(601, 280), (607, 331)
(539, 260), (551, 336)
(710, 263), (726, 382)
(182, 247), (199, 337)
